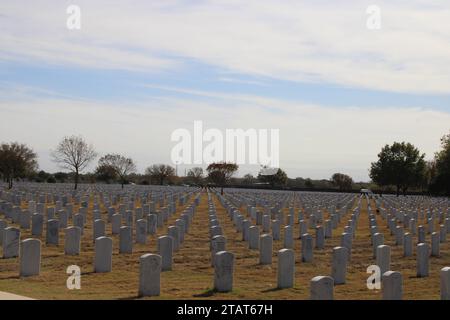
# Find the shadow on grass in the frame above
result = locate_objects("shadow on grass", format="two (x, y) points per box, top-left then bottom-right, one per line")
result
(249, 262), (274, 269)
(261, 287), (283, 293)
(42, 254), (61, 258)
(193, 288), (216, 297)
(408, 275), (427, 279)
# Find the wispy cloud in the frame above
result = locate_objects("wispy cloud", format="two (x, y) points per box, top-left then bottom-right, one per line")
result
(1, 1), (450, 93)
(218, 77), (267, 86)
(1, 84), (449, 181)
(1, 1), (449, 181)
(0, 81), (88, 102)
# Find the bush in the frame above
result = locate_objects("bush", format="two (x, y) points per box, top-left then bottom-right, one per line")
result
(47, 176), (56, 183)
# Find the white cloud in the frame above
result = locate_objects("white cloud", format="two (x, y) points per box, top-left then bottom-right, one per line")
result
(1, 1), (449, 182)
(1, 0), (450, 93)
(0, 87), (448, 181)
(218, 77), (267, 86)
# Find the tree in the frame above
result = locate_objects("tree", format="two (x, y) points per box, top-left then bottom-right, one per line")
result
(424, 160), (437, 192)
(206, 162), (238, 193)
(95, 164), (118, 184)
(370, 142), (426, 196)
(0, 142), (38, 189)
(36, 170), (51, 183)
(51, 135), (97, 190)
(187, 167), (204, 185)
(430, 132), (450, 195)
(54, 172), (70, 183)
(331, 173), (354, 191)
(97, 154), (136, 188)
(145, 164), (175, 185)
(257, 167), (288, 188)
(305, 178), (314, 188)
(242, 174), (255, 185)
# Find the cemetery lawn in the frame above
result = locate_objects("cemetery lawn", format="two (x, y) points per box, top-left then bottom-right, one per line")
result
(0, 193), (448, 300)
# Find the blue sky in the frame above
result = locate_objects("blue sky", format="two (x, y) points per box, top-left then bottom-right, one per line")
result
(1, 1), (450, 181)
(3, 61), (450, 110)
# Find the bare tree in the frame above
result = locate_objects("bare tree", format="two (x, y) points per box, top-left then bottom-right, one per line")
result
(51, 135), (97, 190)
(145, 164), (175, 185)
(98, 154), (136, 188)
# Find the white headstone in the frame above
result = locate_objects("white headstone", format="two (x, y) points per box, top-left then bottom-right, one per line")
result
(376, 245), (391, 276)
(214, 251), (234, 292)
(249, 226), (260, 249)
(46, 219), (59, 246)
(94, 236), (113, 273)
(431, 232), (440, 257)
(119, 226), (133, 254)
(19, 238), (41, 277)
(59, 210), (68, 228)
(331, 247), (348, 285)
(340, 232), (352, 261)
(372, 233), (384, 258)
(277, 249), (295, 289)
(301, 233), (313, 262)
(175, 219), (186, 243)
(147, 214), (157, 235)
(73, 213), (84, 235)
(441, 267), (450, 300)
(315, 225), (325, 249)
(403, 232), (413, 257)
(271, 220), (280, 240)
(64, 226), (81, 255)
(19, 211), (31, 229)
(158, 235), (173, 271)
(310, 276), (334, 300)
(259, 234), (273, 265)
(417, 243), (429, 277)
(262, 215), (271, 233)
(382, 271), (402, 300)
(136, 219), (148, 244)
(211, 235), (226, 267)
(93, 219), (106, 243)
(139, 254), (161, 297)
(112, 213), (122, 235)
(168, 226), (180, 251)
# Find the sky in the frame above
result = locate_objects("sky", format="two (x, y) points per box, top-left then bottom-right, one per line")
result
(1, 0), (450, 182)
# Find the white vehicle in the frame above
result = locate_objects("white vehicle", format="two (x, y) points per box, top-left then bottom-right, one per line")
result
(360, 188), (373, 195)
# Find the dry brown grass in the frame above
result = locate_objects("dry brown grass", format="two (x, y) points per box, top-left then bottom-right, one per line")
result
(0, 192), (449, 299)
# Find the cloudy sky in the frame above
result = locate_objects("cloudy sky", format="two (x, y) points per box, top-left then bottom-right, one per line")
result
(1, 0), (449, 181)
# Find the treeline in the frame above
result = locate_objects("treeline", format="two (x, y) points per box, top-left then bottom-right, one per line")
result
(1, 132), (449, 196)
(369, 133), (450, 196)
(20, 169), (371, 189)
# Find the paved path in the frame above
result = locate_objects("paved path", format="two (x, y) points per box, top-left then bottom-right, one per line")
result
(0, 291), (34, 300)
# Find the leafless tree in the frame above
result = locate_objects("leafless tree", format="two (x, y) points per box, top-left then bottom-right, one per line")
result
(51, 135), (97, 190)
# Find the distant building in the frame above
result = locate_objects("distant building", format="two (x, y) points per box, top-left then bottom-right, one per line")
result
(360, 188), (373, 196)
